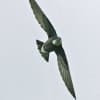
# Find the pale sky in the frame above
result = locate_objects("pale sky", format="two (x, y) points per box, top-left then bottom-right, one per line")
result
(0, 0), (100, 100)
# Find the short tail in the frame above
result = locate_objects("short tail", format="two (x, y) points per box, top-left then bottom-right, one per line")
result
(36, 40), (49, 62)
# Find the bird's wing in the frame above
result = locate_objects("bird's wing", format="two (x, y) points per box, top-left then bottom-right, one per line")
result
(55, 46), (76, 99)
(29, 0), (57, 38)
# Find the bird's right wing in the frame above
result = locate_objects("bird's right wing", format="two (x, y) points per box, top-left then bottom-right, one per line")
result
(29, 0), (57, 38)
(55, 46), (76, 99)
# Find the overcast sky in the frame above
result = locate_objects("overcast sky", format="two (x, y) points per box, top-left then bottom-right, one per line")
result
(0, 0), (100, 100)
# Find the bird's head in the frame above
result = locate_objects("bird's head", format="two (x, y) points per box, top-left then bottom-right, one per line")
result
(52, 37), (62, 46)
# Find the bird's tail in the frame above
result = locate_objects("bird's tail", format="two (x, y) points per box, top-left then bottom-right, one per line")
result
(36, 40), (49, 62)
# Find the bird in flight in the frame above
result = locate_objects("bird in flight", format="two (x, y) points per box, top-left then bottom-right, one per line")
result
(29, 0), (76, 99)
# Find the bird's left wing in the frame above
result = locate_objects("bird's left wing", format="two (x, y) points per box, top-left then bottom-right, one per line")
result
(29, 0), (57, 38)
(55, 46), (76, 99)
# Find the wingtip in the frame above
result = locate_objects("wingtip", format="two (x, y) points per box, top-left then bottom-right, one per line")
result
(73, 93), (76, 100)
(69, 88), (76, 100)
(74, 95), (76, 100)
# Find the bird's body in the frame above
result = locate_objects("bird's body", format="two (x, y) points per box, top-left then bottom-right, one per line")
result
(36, 36), (62, 61)
(29, 0), (76, 99)
(42, 36), (62, 53)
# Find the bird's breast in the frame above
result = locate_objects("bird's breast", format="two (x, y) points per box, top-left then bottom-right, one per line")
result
(43, 40), (55, 52)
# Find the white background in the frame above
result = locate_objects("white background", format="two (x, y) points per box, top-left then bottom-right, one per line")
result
(0, 0), (100, 100)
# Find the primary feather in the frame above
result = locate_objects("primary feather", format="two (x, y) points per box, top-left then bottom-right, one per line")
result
(55, 46), (76, 99)
(29, 0), (57, 38)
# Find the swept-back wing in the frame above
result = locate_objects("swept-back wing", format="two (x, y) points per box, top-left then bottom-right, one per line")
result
(55, 46), (76, 99)
(29, 0), (57, 38)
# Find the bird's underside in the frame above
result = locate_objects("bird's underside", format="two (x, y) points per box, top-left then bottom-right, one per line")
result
(36, 36), (62, 61)
(29, 0), (76, 99)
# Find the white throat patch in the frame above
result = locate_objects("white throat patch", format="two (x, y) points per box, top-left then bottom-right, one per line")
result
(52, 38), (62, 46)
